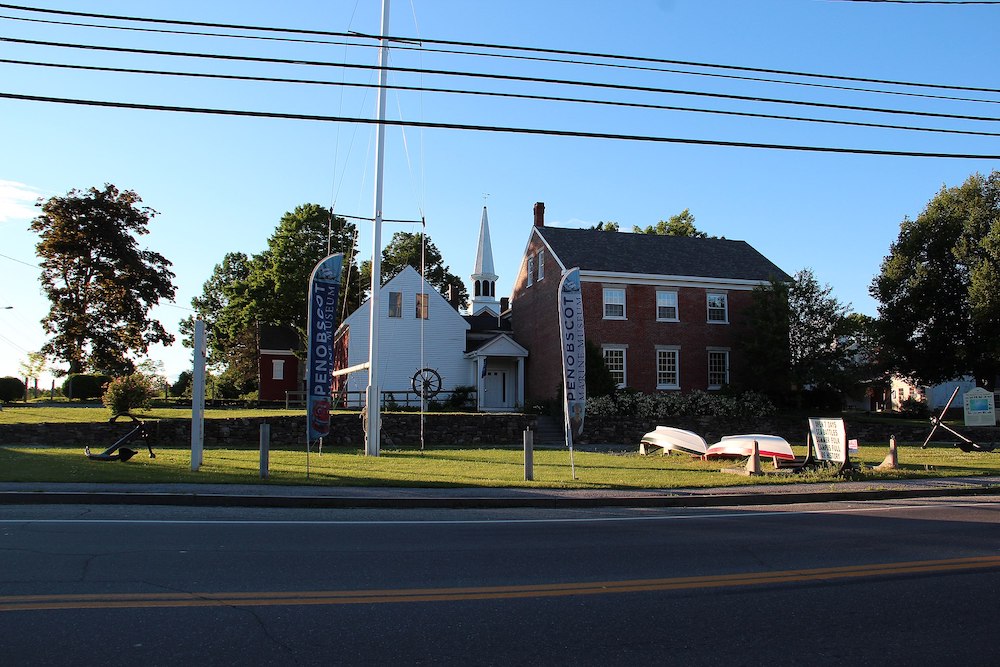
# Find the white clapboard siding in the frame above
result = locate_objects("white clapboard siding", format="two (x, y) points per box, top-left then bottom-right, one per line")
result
(340, 266), (472, 397)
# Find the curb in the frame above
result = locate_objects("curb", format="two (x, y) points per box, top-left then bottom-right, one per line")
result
(2, 483), (999, 509)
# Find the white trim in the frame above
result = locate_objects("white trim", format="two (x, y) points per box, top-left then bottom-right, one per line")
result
(655, 346), (680, 390)
(707, 348), (731, 389)
(259, 349), (296, 356)
(602, 287), (626, 320)
(655, 289), (679, 322)
(706, 292), (729, 324)
(602, 344), (628, 388)
(580, 270), (767, 291)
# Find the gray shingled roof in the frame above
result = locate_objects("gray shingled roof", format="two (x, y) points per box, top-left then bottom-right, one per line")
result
(537, 227), (791, 282)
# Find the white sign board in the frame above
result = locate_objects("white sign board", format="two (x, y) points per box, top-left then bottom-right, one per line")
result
(964, 388), (996, 427)
(809, 418), (848, 463)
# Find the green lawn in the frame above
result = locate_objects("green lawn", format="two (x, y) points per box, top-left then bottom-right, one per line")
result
(0, 404), (306, 424)
(1, 442), (997, 489)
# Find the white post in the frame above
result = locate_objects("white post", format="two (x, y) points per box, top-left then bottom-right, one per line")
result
(191, 318), (206, 471)
(365, 0), (391, 457)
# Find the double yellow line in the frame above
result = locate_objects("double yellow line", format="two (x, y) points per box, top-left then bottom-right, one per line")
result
(4, 555), (999, 612)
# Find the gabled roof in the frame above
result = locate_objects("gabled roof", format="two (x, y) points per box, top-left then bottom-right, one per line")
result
(463, 311), (512, 334)
(259, 323), (299, 351)
(536, 226), (791, 283)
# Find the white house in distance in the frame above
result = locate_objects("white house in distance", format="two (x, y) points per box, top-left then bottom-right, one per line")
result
(332, 206), (527, 411)
(333, 265), (470, 406)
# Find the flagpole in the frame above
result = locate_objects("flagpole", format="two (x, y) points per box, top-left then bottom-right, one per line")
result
(365, 0), (391, 457)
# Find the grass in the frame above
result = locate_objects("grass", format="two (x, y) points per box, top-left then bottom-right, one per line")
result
(1, 442), (998, 489)
(0, 404), (306, 424)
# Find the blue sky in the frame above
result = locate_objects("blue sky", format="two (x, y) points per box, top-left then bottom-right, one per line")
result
(1, 0), (997, 383)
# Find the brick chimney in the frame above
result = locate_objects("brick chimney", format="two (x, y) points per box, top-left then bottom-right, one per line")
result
(533, 202), (545, 227)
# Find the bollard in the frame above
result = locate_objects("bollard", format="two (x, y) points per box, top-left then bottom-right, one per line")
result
(260, 423), (270, 479)
(876, 434), (898, 470)
(524, 428), (534, 481)
(745, 439), (763, 476)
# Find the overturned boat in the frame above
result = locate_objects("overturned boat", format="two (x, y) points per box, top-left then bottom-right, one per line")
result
(705, 434), (796, 461)
(639, 426), (709, 456)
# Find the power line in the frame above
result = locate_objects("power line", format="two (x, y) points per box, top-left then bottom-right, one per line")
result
(2, 91), (997, 159)
(1, 3), (997, 95)
(1, 13), (996, 107)
(6, 57), (999, 138)
(5, 37), (999, 124)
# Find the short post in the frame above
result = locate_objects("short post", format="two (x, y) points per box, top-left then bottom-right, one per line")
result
(524, 428), (534, 481)
(876, 434), (898, 470)
(259, 423), (270, 479)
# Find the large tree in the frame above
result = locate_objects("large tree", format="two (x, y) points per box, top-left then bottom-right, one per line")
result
(182, 204), (361, 386)
(736, 278), (791, 398)
(360, 231), (469, 309)
(871, 171), (1000, 389)
(31, 184), (175, 375)
(738, 269), (860, 401)
(632, 209), (710, 237)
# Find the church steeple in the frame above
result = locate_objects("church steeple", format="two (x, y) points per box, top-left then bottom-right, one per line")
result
(470, 206), (500, 316)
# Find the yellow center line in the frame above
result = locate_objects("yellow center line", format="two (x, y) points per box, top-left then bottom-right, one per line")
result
(3, 555), (999, 612)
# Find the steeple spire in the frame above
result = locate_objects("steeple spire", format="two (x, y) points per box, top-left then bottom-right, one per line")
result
(471, 206), (500, 316)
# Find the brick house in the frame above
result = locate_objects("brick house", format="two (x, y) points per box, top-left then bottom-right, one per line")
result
(510, 202), (791, 405)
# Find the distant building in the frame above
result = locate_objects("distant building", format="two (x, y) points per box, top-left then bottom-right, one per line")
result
(509, 202), (791, 405)
(258, 324), (300, 402)
(333, 206), (526, 410)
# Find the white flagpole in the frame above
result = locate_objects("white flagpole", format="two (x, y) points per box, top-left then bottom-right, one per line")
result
(366, 0), (391, 457)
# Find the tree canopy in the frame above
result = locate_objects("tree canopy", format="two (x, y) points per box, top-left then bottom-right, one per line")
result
(871, 170), (1000, 389)
(31, 184), (176, 375)
(360, 231), (469, 309)
(182, 204), (361, 390)
(739, 269), (866, 403)
(632, 209), (710, 237)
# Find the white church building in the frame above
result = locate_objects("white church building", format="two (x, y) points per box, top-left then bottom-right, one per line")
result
(333, 207), (527, 411)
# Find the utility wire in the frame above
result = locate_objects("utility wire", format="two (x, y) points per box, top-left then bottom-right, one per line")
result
(2, 91), (997, 159)
(1, 13), (996, 107)
(4, 37), (999, 124)
(5, 57), (999, 138)
(1, 3), (997, 95)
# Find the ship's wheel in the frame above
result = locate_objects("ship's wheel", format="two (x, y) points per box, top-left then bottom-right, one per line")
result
(411, 367), (442, 399)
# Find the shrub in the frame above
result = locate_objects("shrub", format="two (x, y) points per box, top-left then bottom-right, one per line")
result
(0, 376), (25, 403)
(102, 373), (155, 417)
(586, 389), (775, 419)
(62, 374), (111, 401)
(898, 396), (930, 418)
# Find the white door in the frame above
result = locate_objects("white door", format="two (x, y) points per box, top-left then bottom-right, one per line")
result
(483, 369), (513, 409)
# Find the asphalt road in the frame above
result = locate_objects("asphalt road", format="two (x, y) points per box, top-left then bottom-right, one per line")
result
(2, 498), (1000, 665)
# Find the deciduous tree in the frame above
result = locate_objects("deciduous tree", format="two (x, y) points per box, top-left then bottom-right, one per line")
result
(871, 170), (1000, 389)
(360, 231), (469, 309)
(31, 184), (175, 375)
(632, 209), (711, 237)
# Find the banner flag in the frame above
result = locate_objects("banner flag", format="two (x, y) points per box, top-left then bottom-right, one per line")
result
(558, 267), (586, 445)
(306, 253), (344, 442)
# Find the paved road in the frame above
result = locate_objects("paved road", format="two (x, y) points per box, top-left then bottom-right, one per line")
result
(2, 496), (1000, 665)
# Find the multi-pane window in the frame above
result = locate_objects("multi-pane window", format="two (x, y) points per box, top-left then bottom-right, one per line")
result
(656, 290), (678, 321)
(388, 291), (403, 318)
(415, 293), (429, 319)
(708, 350), (730, 388)
(603, 346), (627, 387)
(527, 256), (535, 287)
(536, 250), (545, 281)
(656, 348), (679, 389)
(603, 288), (626, 319)
(707, 293), (728, 323)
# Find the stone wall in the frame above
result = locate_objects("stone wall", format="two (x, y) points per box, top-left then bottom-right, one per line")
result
(0, 412), (995, 450)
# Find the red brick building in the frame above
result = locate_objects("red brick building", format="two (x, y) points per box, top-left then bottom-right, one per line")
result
(510, 203), (791, 404)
